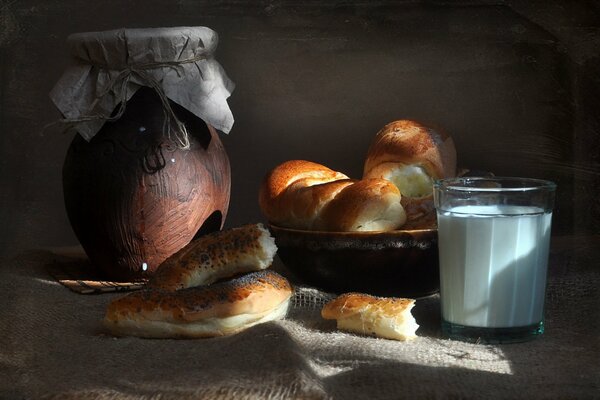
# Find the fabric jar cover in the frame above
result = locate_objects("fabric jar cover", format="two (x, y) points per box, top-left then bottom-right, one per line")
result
(49, 26), (235, 143)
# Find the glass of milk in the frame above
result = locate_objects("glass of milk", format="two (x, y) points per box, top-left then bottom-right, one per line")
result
(433, 177), (556, 343)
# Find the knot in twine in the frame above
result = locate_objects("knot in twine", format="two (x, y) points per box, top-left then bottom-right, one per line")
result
(53, 54), (208, 150)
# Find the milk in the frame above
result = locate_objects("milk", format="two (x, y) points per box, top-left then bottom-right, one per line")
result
(437, 205), (552, 328)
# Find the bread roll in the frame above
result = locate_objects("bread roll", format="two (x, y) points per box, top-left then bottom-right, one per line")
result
(104, 270), (293, 338)
(259, 160), (406, 231)
(321, 292), (419, 341)
(363, 120), (457, 222)
(273, 179), (356, 230)
(259, 160), (349, 227)
(316, 179), (406, 232)
(146, 223), (277, 291)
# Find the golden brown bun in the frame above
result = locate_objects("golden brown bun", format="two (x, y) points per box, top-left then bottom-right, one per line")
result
(316, 179), (406, 232)
(259, 160), (349, 223)
(259, 160), (350, 227)
(147, 224), (277, 291)
(259, 160), (406, 232)
(274, 179), (356, 230)
(363, 120), (457, 222)
(364, 120), (456, 180)
(321, 292), (419, 341)
(104, 270), (292, 338)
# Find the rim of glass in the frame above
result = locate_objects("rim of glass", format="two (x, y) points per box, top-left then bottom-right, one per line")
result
(434, 177), (556, 192)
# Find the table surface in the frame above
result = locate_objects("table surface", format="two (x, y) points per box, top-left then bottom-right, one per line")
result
(1, 236), (598, 399)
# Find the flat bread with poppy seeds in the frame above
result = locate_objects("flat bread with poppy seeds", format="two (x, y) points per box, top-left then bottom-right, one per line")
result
(146, 223), (277, 291)
(104, 270), (293, 338)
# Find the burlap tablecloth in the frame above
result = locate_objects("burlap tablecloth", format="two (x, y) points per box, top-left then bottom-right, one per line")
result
(1, 237), (598, 399)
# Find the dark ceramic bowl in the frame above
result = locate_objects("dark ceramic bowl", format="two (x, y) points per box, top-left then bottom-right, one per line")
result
(270, 224), (439, 298)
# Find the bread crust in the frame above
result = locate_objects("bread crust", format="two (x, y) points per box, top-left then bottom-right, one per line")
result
(146, 223), (277, 291)
(104, 270), (292, 338)
(321, 292), (419, 341)
(363, 120), (456, 223)
(317, 179), (406, 232)
(276, 179), (356, 230)
(321, 292), (414, 319)
(259, 160), (349, 224)
(363, 120), (457, 180)
(259, 160), (406, 231)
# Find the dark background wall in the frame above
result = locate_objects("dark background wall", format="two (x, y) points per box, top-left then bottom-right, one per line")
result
(1, 0), (599, 259)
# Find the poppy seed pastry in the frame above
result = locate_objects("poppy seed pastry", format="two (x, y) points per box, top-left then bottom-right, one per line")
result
(104, 270), (292, 339)
(146, 223), (277, 291)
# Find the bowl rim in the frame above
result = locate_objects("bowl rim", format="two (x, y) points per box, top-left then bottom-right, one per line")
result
(267, 223), (437, 236)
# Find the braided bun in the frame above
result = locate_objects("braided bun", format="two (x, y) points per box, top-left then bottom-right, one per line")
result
(259, 160), (406, 232)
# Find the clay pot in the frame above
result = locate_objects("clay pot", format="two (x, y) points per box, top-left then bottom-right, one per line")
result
(62, 87), (231, 280)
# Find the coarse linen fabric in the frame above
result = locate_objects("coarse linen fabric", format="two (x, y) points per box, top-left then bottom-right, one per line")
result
(49, 27), (235, 140)
(0, 237), (598, 399)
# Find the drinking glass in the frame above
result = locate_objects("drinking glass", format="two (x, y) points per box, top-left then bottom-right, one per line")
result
(433, 177), (556, 343)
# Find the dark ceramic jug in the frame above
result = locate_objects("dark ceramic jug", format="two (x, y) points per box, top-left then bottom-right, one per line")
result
(62, 87), (231, 280)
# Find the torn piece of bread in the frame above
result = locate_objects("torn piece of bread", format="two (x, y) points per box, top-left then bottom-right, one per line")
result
(321, 293), (419, 341)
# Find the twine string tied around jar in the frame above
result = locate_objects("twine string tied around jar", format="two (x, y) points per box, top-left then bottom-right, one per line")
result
(49, 54), (208, 150)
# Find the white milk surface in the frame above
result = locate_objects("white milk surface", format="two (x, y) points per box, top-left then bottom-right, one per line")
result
(437, 205), (552, 328)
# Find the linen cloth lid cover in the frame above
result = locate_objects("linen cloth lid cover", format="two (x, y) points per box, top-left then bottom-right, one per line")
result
(50, 26), (235, 143)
